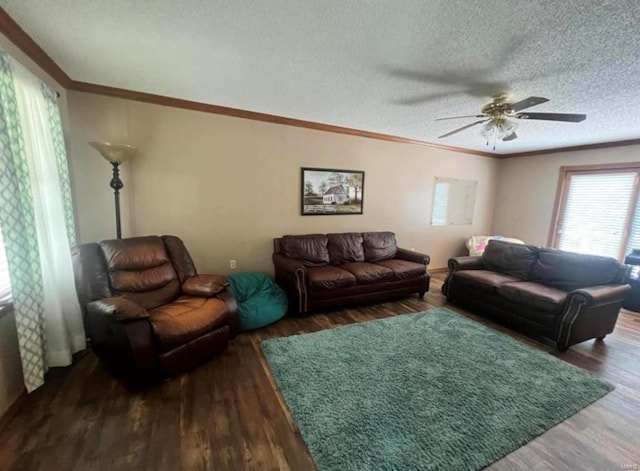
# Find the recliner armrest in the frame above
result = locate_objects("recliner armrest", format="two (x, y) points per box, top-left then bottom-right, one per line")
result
(570, 284), (631, 306)
(273, 254), (307, 278)
(87, 297), (149, 322)
(216, 289), (240, 338)
(395, 248), (430, 266)
(182, 274), (229, 297)
(448, 256), (485, 272)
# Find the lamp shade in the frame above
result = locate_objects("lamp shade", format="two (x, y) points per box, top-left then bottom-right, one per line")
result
(89, 141), (136, 163)
(479, 119), (518, 140)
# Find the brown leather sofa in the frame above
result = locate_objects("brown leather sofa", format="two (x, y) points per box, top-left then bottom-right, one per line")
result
(273, 232), (430, 314)
(443, 240), (631, 350)
(72, 235), (239, 387)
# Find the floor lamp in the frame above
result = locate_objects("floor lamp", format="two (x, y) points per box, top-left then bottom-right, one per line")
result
(89, 142), (136, 239)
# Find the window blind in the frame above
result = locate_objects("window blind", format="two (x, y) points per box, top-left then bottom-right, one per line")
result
(558, 172), (636, 259)
(627, 194), (640, 255)
(0, 229), (11, 305)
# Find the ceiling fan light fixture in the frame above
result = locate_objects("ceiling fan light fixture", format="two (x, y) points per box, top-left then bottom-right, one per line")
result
(480, 119), (518, 141)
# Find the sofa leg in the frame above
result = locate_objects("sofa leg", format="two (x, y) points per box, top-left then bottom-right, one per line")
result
(556, 342), (569, 352)
(418, 291), (426, 299)
(596, 335), (606, 341)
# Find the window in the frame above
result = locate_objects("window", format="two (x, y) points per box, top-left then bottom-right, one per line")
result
(549, 163), (640, 261)
(627, 197), (640, 253)
(0, 229), (11, 305)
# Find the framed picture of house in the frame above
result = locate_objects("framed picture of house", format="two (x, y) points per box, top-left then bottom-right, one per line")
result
(301, 167), (365, 215)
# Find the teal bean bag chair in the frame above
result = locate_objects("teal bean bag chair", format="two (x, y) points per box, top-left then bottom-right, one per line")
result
(226, 272), (288, 331)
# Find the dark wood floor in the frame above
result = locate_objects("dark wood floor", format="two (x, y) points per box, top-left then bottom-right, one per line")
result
(1, 274), (639, 471)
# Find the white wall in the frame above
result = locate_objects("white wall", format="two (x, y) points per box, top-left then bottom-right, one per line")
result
(492, 144), (640, 245)
(67, 91), (500, 273)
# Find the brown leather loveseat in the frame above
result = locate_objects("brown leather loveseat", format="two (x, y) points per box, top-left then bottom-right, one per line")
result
(72, 235), (239, 387)
(273, 231), (430, 314)
(443, 240), (631, 350)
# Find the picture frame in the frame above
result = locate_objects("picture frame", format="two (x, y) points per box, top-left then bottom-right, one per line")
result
(301, 167), (365, 216)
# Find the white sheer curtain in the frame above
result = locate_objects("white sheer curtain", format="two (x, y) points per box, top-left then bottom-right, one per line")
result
(9, 57), (85, 367)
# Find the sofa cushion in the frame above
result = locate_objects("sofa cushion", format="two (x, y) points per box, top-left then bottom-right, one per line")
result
(529, 248), (625, 291)
(339, 262), (395, 284)
(307, 266), (357, 290)
(149, 296), (229, 352)
(363, 232), (397, 262)
(497, 282), (567, 315)
(374, 259), (426, 280)
(280, 235), (330, 266)
(327, 233), (365, 265)
(451, 270), (521, 293)
(482, 240), (539, 280)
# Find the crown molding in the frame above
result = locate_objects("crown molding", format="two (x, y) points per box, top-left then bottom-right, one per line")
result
(67, 80), (498, 157)
(0, 7), (497, 158)
(502, 138), (640, 158)
(1, 6), (639, 160)
(0, 7), (72, 88)
(0, 6), (497, 158)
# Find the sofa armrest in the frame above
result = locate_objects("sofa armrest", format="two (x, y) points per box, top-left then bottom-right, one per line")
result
(395, 248), (430, 266)
(557, 284), (630, 350)
(442, 256), (485, 297)
(273, 254), (308, 314)
(273, 254), (307, 278)
(448, 256), (485, 272)
(182, 274), (229, 297)
(570, 284), (631, 306)
(87, 297), (149, 322)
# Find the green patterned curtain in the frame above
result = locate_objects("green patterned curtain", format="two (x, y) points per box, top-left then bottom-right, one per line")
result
(0, 52), (47, 392)
(41, 83), (77, 247)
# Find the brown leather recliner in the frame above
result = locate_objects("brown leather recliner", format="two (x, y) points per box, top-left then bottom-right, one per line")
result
(72, 235), (239, 388)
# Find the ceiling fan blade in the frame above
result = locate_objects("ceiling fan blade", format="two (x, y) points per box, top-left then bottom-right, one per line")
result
(502, 132), (518, 141)
(509, 96), (549, 112)
(438, 120), (488, 139)
(394, 91), (457, 106)
(435, 115), (485, 121)
(515, 112), (586, 122)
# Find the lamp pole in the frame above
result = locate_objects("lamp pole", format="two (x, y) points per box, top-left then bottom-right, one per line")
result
(89, 141), (136, 241)
(109, 161), (124, 239)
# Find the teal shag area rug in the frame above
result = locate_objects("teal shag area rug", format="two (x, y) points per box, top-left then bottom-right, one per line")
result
(261, 308), (612, 471)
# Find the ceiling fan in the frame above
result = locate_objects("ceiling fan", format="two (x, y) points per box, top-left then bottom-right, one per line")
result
(436, 93), (586, 147)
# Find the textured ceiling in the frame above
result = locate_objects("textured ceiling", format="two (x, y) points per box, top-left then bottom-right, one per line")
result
(2, 0), (640, 154)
